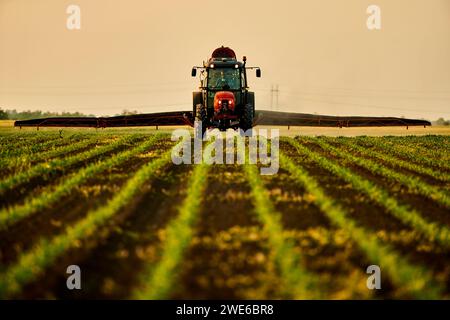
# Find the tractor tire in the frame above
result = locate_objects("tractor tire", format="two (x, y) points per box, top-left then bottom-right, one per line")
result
(247, 92), (255, 117)
(240, 103), (254, 133)
(193, 91), (203, 116)
(195, 104), (207, 139)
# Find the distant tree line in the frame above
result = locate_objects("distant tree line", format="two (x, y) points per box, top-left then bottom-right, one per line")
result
(434, 118), (450, 126)
(0, 108), (95, 120)
(118, 109), (139, 116)
(0, 109), (7, 120)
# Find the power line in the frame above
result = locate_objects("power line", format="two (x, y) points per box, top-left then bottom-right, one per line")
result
(282, 90), (450, 101)
(0, 81), (192, 89)
(279, 91), (450, 115)
(293, 85), (450, 95)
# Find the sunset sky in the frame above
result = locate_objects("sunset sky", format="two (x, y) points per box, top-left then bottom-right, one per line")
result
(0, 0), (449, 119)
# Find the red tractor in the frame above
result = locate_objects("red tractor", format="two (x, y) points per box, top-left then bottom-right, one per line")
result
(191, 46), (261, 136)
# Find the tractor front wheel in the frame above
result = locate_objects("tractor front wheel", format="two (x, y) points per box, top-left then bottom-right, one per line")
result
(195, 104), (207, 139)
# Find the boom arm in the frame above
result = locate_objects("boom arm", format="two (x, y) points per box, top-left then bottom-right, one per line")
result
(254, 111), (431, 128)
(14, 110), (431, 129)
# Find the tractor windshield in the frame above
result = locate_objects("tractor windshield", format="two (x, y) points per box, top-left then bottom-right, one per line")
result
(207, 68), (241, 90)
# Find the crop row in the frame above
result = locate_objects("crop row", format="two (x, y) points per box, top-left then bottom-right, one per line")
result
(285, 138), (450, 247)
(388, 135), (449, 148)
(385, 135), (449, 163)
(0, 145), (174, 298)
(0, 134), (142, 193)
(244, 161), (321, 299)
(0, 132), (130, 158)
(358, 137), (449, 171)
(132, 142), (211, 299)
(0, 133), (61, 152)
(335, 137), (449, 183)
(0, 134), (164, 230)
(309, 137), (450, 208)
(0, 135), (111, 174)
(280, 151), (443, 299)
(1, 135), (62, 156)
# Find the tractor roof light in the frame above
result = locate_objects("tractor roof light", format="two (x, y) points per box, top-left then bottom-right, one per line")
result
(235, 64), (239, 69)
(210, 64), (215, 69)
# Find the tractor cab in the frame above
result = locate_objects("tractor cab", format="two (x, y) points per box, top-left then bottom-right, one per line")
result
(192, 46), (261, 135)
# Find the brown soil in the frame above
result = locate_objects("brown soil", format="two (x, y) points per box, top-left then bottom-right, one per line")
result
(0, 139), (172, 267)
(18, 163), (187, 299)
(1, 135), (449, 299)
(171, 164), (279, 299)
(287, 138), (450, 295)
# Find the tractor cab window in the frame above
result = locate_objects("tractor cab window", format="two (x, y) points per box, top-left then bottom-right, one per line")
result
(207, 68), (240, 90)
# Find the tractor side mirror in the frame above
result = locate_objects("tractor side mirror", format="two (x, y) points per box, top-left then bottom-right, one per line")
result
(256, 68), (261, 78)
(191, 68), (197, 77)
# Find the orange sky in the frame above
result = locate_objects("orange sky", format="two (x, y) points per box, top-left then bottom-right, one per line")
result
(0, 0), (449, 119)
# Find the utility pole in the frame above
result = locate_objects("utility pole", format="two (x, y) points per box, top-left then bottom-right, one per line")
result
(275, 84), (279, 111)
(270, 84), (279, 111)
(270, 85), (273, 110)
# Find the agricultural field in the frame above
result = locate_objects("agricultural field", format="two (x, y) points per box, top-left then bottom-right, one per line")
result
(0, 127), (449, 299)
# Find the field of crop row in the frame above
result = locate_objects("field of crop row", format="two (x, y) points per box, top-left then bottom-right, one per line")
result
(0, 130), (449, 299)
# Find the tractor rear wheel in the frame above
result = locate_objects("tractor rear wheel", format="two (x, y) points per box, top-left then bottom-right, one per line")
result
(239, 103), (254, 133)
